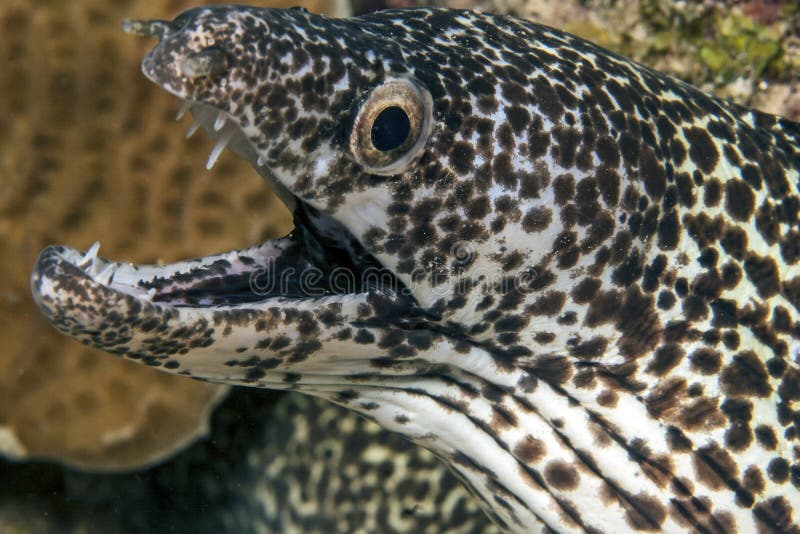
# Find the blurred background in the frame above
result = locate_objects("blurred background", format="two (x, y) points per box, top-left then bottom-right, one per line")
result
(1, 0), (798, 531)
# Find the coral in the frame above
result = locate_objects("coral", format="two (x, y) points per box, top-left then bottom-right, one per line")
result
(434, 0), (800, 115)
(0, 0), (345, 471)
(752, 81), (800, 121)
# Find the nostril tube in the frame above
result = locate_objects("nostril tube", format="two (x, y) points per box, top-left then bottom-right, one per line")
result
(179, 49), (229, 79)
(121, 18), (175, 41)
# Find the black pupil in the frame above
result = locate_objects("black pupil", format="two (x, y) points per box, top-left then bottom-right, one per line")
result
(371, 106), (411, 151)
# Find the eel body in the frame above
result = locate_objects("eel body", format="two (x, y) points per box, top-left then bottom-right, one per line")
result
(31, 6), (799, 533)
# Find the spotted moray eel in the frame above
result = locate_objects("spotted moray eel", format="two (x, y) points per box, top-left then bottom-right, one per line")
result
(30, 6), (800, 533)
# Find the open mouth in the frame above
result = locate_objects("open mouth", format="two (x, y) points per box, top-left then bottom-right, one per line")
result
(32, 100), (406, 315)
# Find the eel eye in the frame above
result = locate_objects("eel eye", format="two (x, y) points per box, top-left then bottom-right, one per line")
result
(371, 106), (411, 151)
(349, 78), (433, 176)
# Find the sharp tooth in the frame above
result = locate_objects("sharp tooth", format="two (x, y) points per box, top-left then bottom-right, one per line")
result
(143, 288), (157, 301)
(213, 112), (227, 131)
(79, 241), (101, 268)
(256, 156), (265, 167)
(206, 127), (236, 170)
(185, 119), (202, 138)
(84, 241), (100, 260)
(94, 264), (115, 286)
(176, 100), (192, 121)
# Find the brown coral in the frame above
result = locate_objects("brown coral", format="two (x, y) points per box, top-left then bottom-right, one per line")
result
(0, 0), (343, 471)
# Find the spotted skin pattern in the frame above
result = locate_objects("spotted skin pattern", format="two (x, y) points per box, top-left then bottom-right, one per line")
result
(31, 6), (800, 533)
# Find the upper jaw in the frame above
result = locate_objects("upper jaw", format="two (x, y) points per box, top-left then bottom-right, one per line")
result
(131, 10), (299, 209)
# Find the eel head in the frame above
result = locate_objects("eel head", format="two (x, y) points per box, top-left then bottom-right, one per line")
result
(31, 6), (526, 385)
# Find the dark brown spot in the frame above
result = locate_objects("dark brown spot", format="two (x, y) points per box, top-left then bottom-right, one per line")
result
(527, 291), (566, 317)
(720, 350), (771, 397)
(753, 496), (797, 534)
(744, 253), (781, 298)
(514, 435), (546, 463)
(616, 286), (661, 359)
(645, 377), (687, 418)
(526, 355), (573, 386)
(544, 460), (579, 490)
(624, 493), (667, 531)
(684, 126), (719, 174)
(678, 397), (725, 431)
(694, 443), (738, 490)
(521, 206), (552, 232)
(724, 179), (756, 221)
(597, 390), (618, 408)
(755, 425), (778, 450)
(767, 457), (790, 483)
(645, 344), (684, 376)
(743, 466), (765, 494)
(571, 277), (601, 304)
(689, 348), (722, 375)
(553, 173), (575, 205)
